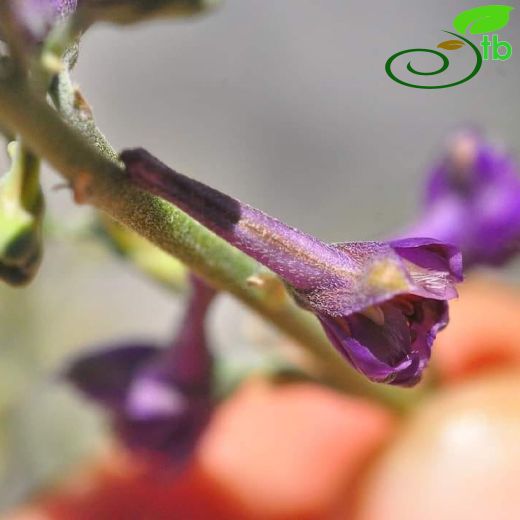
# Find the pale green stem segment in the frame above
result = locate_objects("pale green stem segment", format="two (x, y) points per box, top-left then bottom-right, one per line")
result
(0, 73), (422, 411)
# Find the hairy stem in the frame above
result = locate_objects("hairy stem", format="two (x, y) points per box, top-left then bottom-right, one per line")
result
(0, 74), (420, 410)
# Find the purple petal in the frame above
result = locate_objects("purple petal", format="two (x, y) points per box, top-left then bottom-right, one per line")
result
(390, 238), (462, 280)
(118, 360), (213, 462)
(319, 297), (448, 386)
(116, 395), (212, 463)
(65, 343), (159, 409)
(390, 237), (462, 299)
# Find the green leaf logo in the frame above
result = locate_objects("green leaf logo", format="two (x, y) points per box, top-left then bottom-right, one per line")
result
(453, 5), (514, 35)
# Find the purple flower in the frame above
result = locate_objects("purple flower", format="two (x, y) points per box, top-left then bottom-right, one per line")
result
(402, 130), (520, 269)
(121, 148), (462, 386)
(66, 275), (216, 462)
(7, 0), (77, 42)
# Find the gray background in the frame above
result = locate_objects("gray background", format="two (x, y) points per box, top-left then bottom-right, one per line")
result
(0, 0), (519, 509)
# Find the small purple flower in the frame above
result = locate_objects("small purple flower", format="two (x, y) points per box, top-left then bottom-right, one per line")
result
(402, 130), (520, 269)
(66, 275), (216, 462)
(121, 148), (462, 386)
(7, 0), (77, 42)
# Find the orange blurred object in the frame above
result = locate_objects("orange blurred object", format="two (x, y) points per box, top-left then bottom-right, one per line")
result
(354, 370), (520, 520)
(9, 379), (395, 520)
(434, 277), (520, 382)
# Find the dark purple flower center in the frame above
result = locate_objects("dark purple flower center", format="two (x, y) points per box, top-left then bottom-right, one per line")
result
(320, 295), (448, 385)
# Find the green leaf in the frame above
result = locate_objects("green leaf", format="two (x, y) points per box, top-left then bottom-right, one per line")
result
(453, 5), (514, 35)
(437, 39), (466, 50)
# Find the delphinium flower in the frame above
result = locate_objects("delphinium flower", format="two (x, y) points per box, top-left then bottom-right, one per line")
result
(66, 274), (216, 462)
(401, 130), (520, 269)
(121, 149), (462, 387)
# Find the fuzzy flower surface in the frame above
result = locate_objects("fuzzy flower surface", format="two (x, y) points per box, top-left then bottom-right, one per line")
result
(121, 149), (462, 386)
(403, 131), (520, 269)
(66, 275), (216, 462)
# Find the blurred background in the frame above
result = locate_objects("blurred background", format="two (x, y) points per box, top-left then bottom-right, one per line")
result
(0, 0), (519, 511)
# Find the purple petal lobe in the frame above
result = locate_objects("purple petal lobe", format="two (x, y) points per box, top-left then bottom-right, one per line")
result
(390, 238), (462, 280)
(65, 343), (159, 408)
(319, 297), (448, 386)
(390, 238), (462, 299)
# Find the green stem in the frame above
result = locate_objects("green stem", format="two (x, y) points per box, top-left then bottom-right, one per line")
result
(0, 75), (420, 411)
(50, 69), (119, 163)
(51, 71), (189, 291)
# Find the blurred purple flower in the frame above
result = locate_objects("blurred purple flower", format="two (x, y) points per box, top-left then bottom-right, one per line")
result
(66, 275), (216, 463)
(121, 149), (462, 386)
(7, 0), (77, 42)
(402, 130), (520, 269)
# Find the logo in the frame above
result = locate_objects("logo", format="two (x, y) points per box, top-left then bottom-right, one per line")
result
(385, 5), (514, 89)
